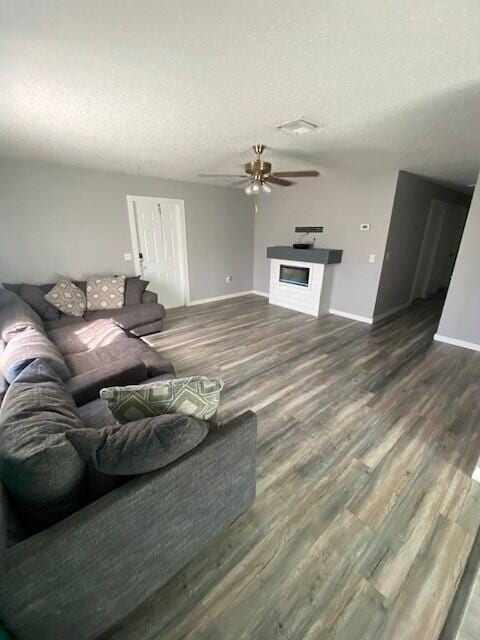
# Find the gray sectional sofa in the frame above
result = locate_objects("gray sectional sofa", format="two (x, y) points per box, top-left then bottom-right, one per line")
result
(3, 277), (166, 336)
(0, 288), (257, 640)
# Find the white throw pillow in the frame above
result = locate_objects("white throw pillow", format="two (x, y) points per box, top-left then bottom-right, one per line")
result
(44, 276), (86, 317)
(86, 275), (126, 310)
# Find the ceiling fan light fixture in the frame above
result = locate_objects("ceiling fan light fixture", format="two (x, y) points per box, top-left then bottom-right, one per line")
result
(278, 118), (317, 135)
(261, 182), (272, 194)
(245, 182), (255, 195)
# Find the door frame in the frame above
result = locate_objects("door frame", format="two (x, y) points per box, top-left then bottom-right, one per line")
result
(126, 194), (191, 306)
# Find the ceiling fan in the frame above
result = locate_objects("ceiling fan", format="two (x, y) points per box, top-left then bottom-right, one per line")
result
(198, 144), (320, 195)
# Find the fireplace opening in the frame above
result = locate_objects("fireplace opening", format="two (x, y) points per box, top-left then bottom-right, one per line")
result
(279, 264), (310, 287)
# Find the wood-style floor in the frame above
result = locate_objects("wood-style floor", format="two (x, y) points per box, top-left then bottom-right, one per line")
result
(103, 294), (480, 640)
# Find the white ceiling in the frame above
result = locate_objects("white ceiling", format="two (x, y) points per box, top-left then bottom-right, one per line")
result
(1, 1), (480, 187)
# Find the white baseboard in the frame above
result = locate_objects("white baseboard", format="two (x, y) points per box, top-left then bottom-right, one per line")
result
(433, 334), (480, 352)
(187, 290), (256, 306)
(373, 302), (411, 323)
(329, 308), (373, 324)
(251, 290), (269, 297)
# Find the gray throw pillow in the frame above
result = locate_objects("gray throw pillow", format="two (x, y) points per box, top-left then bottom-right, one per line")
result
(100, 376), (224, 424)
(45, 276), (86, 317)
(66, 414), (209, 475)
(0, 359), (86, 529)
(19, 283), (61, 320)
(124, 276), (149, 305)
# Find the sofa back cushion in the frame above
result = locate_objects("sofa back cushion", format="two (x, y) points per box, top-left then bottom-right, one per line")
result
(0, 289), (44, 342)
(0, 359), (86, 529)
(18, 284), (61, 321)
(1, 326), (70, 384)
(66, 413), (209, 475)
(124, 276), (149, 305)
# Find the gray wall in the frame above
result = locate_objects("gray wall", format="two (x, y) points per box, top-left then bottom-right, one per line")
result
(437, 183), (480, 346)
(253, 171), (399, 319)
(0, 158), (254, 301)
(373, 171), (471, 317)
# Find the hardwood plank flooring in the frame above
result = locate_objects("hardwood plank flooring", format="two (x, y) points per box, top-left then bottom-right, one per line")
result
(102, 294), (480, 640)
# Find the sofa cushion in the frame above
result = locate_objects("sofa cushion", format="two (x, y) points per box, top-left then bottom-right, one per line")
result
(63, 338), (174, 378)
(124, 277), (149, 306)
(0, 289), (44, 343)
(19, 284), (60, 321)
(66, 359), (148, 406)
(0, 359), (86, 529)
(76, 398), (115, 428)
(43, 315), (87, 331)
(128, 319), (164, 337)
(101, 376), (223, 424)
(1, 326), (70, 384)
(48, 318), (127, 355)
(84, 302), (165, 330)
(86, 275), (126, 311)
(45, 276), (86, 317)
(66, 414), (209, 475)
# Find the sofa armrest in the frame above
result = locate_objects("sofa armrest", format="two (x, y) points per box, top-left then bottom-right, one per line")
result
(0, 411), (256, 640)
(141, 289), (158, 304)
(66, 358), (148, 406)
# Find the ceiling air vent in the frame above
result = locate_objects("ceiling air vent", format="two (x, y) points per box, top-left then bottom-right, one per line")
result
(278, 118), (317, 135)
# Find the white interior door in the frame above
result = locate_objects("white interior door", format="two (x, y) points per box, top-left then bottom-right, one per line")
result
(127, 196), (189, 309)
(411, 200), (448, 300)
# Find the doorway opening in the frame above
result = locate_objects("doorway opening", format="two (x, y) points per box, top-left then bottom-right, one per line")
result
(373, 172), (473, 333)
(126, 195), (190, 309)
(410, 199), (469, 305)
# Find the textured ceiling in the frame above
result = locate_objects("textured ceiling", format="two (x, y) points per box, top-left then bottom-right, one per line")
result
(1, 1), (480, 187)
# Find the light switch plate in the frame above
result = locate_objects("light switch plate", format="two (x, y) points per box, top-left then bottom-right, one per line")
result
(369, 254), (376, 263)
(124, 253), (132, 261)
(360, 223), (370, 231)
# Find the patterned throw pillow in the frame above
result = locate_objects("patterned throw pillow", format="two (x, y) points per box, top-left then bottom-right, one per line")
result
(86, 275), (126, 310)
(44, 276), (86, 317)
(100, 376), (224, 424)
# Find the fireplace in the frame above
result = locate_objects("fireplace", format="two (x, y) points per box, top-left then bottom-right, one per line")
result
(267, 247), (342, 317)
(279, 264), (310, 287)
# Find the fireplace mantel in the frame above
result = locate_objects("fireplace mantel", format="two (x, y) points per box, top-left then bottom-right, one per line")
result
(266, 246), (343, 264)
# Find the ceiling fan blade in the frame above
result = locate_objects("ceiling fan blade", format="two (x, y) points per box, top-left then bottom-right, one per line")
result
(266, 176), (295, 186)
(230, 179), (250, 187)
(271, 170), (320, 177)
(197, 174), (247, 178)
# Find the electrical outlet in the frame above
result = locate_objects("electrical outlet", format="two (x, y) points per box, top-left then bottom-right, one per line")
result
(225, 275), (232, 283)
(369, 254), (376, 263)
(123, 253), (132, 261)
(360, 223), (370, 231)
